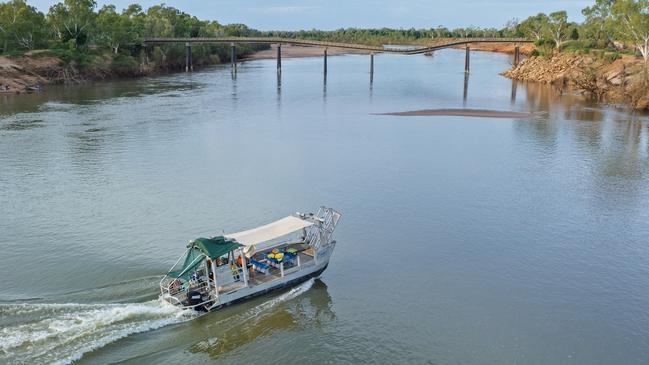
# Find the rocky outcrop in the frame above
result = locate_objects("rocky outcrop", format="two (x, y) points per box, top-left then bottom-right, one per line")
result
(503, 52), (649, 110)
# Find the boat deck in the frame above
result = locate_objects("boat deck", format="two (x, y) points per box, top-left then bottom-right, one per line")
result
(248, 251), (315, 286)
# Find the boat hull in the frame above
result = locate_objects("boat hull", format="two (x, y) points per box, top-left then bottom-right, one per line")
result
(206, 264), (328, 312)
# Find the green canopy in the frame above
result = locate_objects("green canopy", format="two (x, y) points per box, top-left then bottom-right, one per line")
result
(167, 236), (242, 279)
(188, 236), (243, 260)
(168, 247), (204, 279)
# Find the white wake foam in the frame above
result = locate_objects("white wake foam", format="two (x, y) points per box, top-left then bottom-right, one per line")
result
(0, 279), (316, 364)
(0, 299), (196, 365)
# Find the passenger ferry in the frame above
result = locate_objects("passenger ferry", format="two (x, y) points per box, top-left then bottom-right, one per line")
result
(160, 207), (341, 311)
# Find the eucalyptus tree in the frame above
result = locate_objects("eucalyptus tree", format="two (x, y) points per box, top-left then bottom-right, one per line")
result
(96, 5), (130, 54)
(581, 0), (615, 44)
(612, 0), (649, 69)
(0, 0), (47, 51)
(547, 11), (570, 48)
(47, 0), (97, 48)
(518, 13), (549, 40)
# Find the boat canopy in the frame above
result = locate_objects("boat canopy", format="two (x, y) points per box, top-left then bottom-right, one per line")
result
(189, 236), (243, 259)
(225, 215), (313, 253)
(168, 236), (242, 279)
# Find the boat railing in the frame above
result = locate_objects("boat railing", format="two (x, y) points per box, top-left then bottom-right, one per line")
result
(306, 207), (341, 250)
(161, 277), (215, 306)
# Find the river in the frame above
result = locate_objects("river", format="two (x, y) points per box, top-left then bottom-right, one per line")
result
(1, 49), (649, 364)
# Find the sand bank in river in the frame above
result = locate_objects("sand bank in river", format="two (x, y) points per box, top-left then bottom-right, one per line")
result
(243, 44), (369, 60)
(377, 109), (541, 118)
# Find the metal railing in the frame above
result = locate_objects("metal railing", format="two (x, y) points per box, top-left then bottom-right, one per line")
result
(306, 206), (341, 250)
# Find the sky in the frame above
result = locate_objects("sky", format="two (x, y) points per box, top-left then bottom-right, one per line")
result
(29, 0), (593, 31)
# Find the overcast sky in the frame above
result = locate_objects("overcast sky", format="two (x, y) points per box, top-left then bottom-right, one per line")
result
(28, 0), (592, 30)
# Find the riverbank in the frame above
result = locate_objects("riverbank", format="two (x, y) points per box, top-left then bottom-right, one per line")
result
(503, 52), (649, 110)
(0, 55), (61, 93)
(0, 53), (150, 94)
(377, 108), (541, 118)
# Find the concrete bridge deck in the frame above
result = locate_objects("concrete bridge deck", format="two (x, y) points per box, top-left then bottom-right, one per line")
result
(143, 37), (532, 55)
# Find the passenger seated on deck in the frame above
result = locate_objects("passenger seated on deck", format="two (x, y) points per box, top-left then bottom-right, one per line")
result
(216, 256), (229, 267)
(169, 279), (181, 294)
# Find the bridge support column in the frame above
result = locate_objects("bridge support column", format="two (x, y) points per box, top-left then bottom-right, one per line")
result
(323, 48), (327, 77)
(464, 45), (470, 73)
(514, 45), (520, 66)
(370, 53), (374, 83)
(277, 44), (282, 75)
(185, 42), (193, 72)
(231, 43), (237, 73)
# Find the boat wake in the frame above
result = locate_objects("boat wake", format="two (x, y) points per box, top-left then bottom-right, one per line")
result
(0, 298), (197, 365)
(0, 279), (316, 365)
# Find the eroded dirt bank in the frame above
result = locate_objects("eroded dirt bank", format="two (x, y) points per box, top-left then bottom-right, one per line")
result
(0, 55), (64, 93)
(503, 53), (649, 110)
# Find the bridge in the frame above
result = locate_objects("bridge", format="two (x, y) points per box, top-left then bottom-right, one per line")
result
(143, 37), (531, 79)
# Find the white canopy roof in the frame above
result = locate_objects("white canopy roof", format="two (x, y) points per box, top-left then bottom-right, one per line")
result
(225, 215), (313, 248)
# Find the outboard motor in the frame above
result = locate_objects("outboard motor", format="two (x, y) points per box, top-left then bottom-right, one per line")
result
(186, 291), (202, 307)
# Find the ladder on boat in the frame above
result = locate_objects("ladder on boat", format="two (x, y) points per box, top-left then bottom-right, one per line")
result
(306, 206), (341, 250)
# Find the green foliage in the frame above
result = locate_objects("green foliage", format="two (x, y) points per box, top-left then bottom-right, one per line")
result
(581, 0), (615, 44)
(612, 0), (649, 65)
(518, 13), (550, 40)
(0, 0), (47, 51)
(0, 0), (648, 74)
(110, 53), (138, 73)
(46, 45), (96, 69)
(46, 0), (97, 48)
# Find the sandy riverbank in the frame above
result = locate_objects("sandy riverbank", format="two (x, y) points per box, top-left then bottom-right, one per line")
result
(377, 108), (541, 118)
(242, 44), (369, 60)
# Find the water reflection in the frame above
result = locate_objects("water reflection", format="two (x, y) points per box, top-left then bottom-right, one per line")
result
(510, 79), (518, 103)
(463, 73), (469, 103)
(521, 82), (595, 115)
(188, 280), (334, 359)
(0, 79), (197, 116)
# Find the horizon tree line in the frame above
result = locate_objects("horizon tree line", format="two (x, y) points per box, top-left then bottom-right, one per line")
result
(0, 0), (647, 68)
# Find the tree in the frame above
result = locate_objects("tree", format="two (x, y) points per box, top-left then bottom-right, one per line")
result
(581, 0), (615, 44)
(47, 0), (96, 48)
(0, 0), (47, 51)
(96, 5), (135, 54)
(547, 11), (570, 48)
(519, 13), (549, 40)
(502, 18), (520, 37)
(612, 0), (649, 69)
